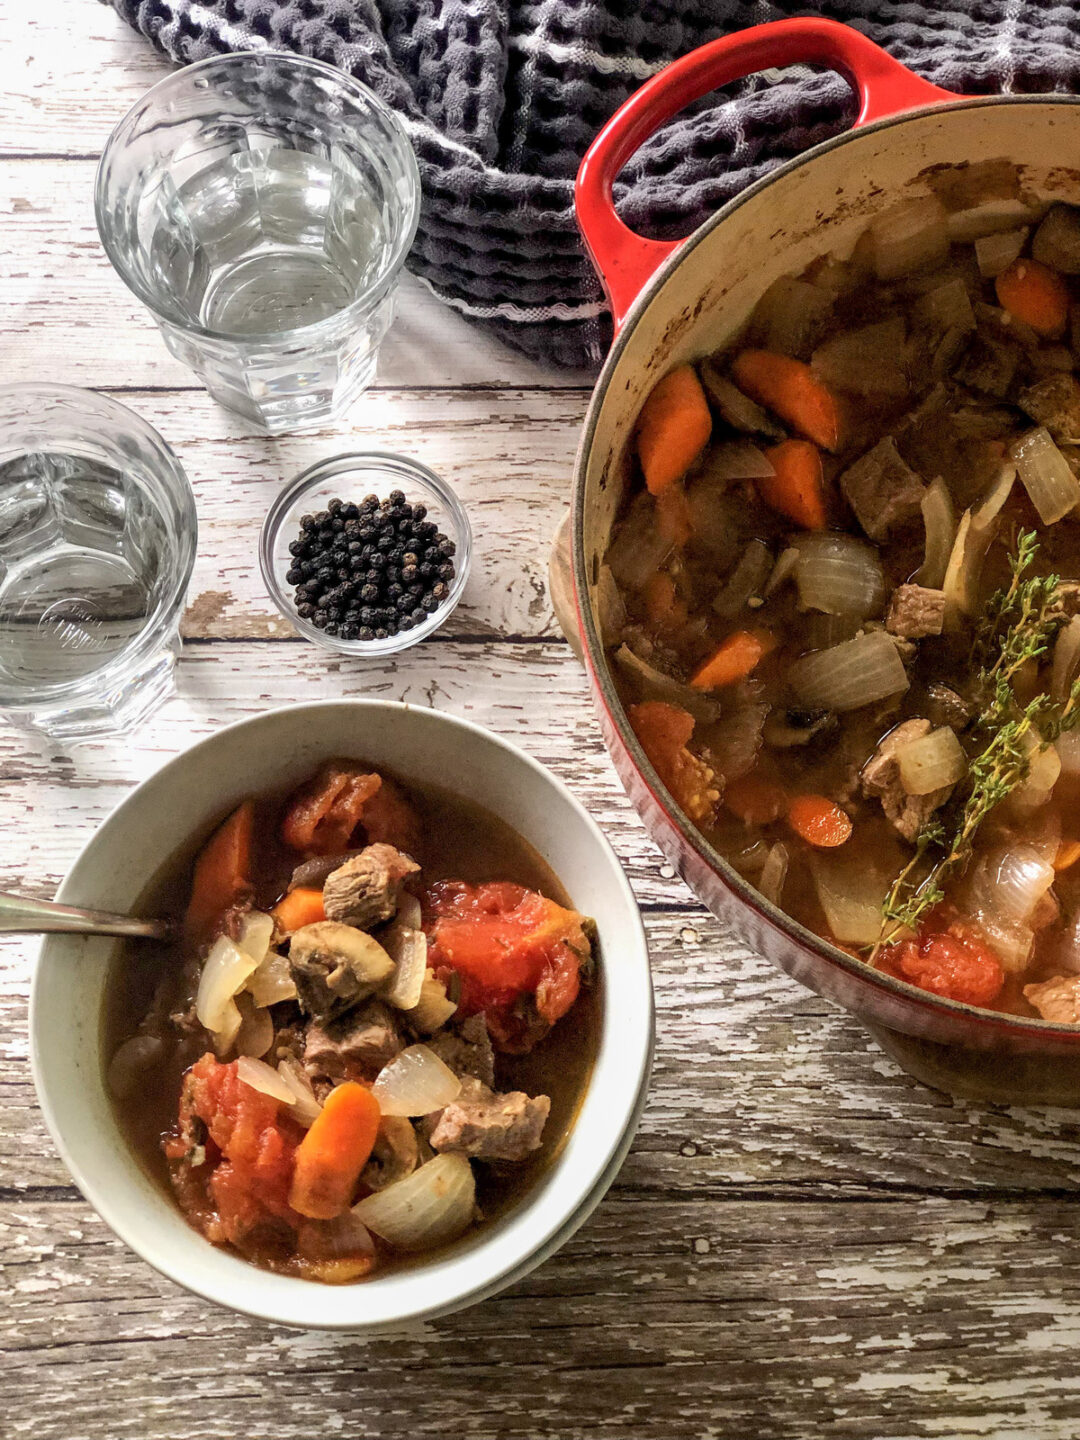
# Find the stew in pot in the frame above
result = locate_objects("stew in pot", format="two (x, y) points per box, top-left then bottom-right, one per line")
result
(602, 160), (1080, 1021)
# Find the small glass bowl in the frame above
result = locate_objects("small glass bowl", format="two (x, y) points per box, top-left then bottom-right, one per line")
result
(260, 452), (472, 656)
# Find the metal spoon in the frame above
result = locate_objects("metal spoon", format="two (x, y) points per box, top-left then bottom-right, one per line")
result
(0, 891), (171, 939)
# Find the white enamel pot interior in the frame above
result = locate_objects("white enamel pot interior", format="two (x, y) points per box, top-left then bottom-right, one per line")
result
(573, 93), (1080, 1059)
(30, 701), (653, 1330)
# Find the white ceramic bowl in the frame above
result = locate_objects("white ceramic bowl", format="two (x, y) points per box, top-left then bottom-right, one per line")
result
(30, 701), (653, 1331)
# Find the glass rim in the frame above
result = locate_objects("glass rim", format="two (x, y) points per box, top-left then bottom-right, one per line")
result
(259, 450), (472, 657)
(93, 49), (422, 347)
(0, 383), (197, 709)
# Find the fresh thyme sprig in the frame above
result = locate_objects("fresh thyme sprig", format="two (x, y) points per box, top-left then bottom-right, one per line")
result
(874, 531), (1080, 952)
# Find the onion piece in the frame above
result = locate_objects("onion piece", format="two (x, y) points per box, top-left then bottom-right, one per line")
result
(196, 934), (258, 1044)
(914, 277), (975, 334)
(107, 1034), (164, 1100)
(975, 226), (1028, 278)
(764, 545), (801, 599)
(372, 1044), (462, 1118)
(1009, 733), (1062, 817)
(749, 274), (835, 357)
(406, 970), (458, 1034)
(810, 853), (896, 946)
(235, 910), (274, 966)
(870, 196), (949, 280)
(237, 1054), (297, 1105)
(896, 725), (967, 796)
(296, 1213), (376, 1282)
(965, 910), (1035, 974)
(789, 630), (909, 713)
(699, 360), (783, 439)
(969, 844), (1056, 926)
(942, 464), (1016, 624)
(353, 1153), (476, 1251)
(1011, 427), (1080, 525)
(917, 476), (956, 589)
(712, 539), (772, 619)
(946, 198), (1038, 242)
(758, 842), (789, 907)
(247, 948), (297, 1007)
(698, 440), (776, 482)
(277, 1057), (322, 1128)
(606, 495), (675, 593)
(792, 533), (885, 618)
(594, 564), (627, 648)
(381, 912), (428, 1011)
(234, 994), (275, 1058)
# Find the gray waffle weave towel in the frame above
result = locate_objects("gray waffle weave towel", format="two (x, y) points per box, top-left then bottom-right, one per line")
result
(104, 0), (1080, 370)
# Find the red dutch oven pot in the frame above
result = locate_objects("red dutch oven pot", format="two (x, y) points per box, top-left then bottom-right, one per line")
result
(569, 17), (1080, 1101)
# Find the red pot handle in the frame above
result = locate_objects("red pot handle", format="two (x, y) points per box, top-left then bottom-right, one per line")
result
(576, 17), (959, 331)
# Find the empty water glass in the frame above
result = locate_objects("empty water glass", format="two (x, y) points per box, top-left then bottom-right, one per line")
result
(0, 385), (197, 742)
(95, 52), (420, 434)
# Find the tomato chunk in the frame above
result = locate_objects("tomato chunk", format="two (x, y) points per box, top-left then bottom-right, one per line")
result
(280, 764), (382, 854)
(424, 881), (589, 1043)
(884, 929), (1005, 1008)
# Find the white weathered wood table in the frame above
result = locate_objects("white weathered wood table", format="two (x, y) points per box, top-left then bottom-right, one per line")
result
(5, 6), (1080, 1436)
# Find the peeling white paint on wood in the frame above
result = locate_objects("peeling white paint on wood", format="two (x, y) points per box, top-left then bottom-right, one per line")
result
(5, 3), (1080, 1438)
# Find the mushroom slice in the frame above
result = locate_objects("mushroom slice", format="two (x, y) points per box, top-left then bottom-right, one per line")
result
(288, 920), (396, 1021)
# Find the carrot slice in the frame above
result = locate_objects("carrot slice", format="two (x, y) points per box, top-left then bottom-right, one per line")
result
(636, 365), (713, 496)
(183, 801), (255, 946)
(787, 794), (853, 848)
(288, 1082), (381, 1220)
(690, 629), (777, 691)
(724, 773), (789, 825)
(995, 258), (1070, 338)
(272, 887), (326, 934)
(731, 350), (842, 451)
(1054, 839), (1080, 873)
(759, 440), (828, 530)
(655, 483), (692, 547)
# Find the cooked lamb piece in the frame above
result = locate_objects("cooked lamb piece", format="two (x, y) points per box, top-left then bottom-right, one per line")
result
(322, 844), (420, 930)
(303, 999), (405, 1080)
(1031, 203), (1080, 275)
(839, 438), (925, 541)
(1023, 974), (1080, 1023)
(925, 682), (972, 732)
(425, 1014), (496, 1088)
(427, 1076), (550, 1162)
(360, 1115), (419, 1191)
(288, 920), (395, 1020)
(1017, 374), (1080, 443)
(861, 718), (953, 843)
(886, 584), (946, 639)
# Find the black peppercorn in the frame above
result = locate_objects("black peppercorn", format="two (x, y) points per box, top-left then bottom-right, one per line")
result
(286, 567), (302, 585)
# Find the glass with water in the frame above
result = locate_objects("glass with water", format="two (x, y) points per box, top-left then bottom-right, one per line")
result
(95, 53), (420, 433)
(0, 386), (196, 741)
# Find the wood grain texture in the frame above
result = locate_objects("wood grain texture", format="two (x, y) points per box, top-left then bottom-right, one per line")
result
(5, 3), (1080, 1438)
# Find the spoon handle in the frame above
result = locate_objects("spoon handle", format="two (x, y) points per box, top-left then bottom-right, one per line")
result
(0, 891), (170, 939)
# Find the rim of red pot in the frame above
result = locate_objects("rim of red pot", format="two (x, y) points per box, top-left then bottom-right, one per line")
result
(572, 90), (1080, 1042)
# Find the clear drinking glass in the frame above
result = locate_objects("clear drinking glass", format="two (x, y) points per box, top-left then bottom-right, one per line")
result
(95, 52), (421, 434)
(0, 385), (197, 742)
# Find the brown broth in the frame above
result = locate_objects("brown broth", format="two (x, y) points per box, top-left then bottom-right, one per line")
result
(102, 764), (601, 1267)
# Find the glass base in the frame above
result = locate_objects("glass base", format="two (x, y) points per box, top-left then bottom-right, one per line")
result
(6, 647), (178, 744)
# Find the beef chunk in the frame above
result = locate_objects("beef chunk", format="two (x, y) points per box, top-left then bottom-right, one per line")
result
(886, 584), (946, 639)
(303, 1000), (404, 1080)
(925, 682), (972, 732)
(1023, 974), (1080, 1023)
(839, 438), (925, 541)
(288, 921), (395, 1021)
(1018, 374), (1080, 443)
(955, 333), (1020, 398)
(861, 718), (953, 843)
(427, 1077), (550, 1162)
(322, 844), (420, 930)
(425, 1014), (496, 1088)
